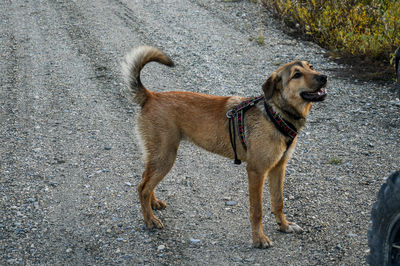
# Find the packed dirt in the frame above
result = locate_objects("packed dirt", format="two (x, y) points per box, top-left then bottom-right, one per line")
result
(1, 0), (399, 265)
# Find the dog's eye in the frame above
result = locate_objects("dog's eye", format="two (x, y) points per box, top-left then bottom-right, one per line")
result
(292, 72), (302, 79)
(309, 65), (314, 70)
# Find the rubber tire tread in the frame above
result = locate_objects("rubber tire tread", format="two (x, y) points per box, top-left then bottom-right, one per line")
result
(367, 171), (400, 266)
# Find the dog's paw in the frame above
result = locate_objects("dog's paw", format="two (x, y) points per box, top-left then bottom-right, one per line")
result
(253, 234), (273, 249)
(145, 216), (164, 229)
(279, 222), (303, 233)
(151, 199), (167, 210)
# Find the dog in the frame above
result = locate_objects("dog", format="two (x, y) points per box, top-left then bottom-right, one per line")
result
(122, 46), (327, 248)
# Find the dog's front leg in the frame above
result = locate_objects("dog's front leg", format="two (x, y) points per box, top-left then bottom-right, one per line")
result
(268, 160), (303, 233)
(246, 165), (273, 248)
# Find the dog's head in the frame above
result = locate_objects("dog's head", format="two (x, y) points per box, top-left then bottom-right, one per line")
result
(262, 61), (327, 117)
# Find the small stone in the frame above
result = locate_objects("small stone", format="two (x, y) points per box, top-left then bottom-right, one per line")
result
(225, 201), (237, 206)
(157, 244), (165, 251)
(347, 233), (357, 237)
(336, 243), (342, 250)
(104, 146), (111, 150)
(125, 181), (132, 187)
(190, 238), (201, 244)
(390, 100), (400, 107)
(66, 248), (72, 253)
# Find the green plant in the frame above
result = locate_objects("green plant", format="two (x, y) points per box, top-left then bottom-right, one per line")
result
(257, 33), (265, 45)
(265, 0), (400, 63)
(328, 157), (343, 165)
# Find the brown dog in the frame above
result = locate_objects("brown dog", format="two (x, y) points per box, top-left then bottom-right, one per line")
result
(122, 46), (327, 248)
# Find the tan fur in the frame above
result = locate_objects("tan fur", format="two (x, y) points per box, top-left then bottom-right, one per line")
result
(122, 46), (327, 248)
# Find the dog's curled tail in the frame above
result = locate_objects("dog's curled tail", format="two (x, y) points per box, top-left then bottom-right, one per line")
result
(122, 46), (174, 106)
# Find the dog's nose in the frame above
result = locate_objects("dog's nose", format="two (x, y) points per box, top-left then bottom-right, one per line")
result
(316, 75), (327, 84)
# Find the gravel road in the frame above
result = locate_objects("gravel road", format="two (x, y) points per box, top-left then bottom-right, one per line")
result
(1, 0), (399, 265)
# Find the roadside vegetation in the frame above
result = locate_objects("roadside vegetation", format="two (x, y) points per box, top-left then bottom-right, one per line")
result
(263, 0), (400, 73)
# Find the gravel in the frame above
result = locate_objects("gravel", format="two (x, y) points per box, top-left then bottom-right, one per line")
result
(1, 0), (399, 265)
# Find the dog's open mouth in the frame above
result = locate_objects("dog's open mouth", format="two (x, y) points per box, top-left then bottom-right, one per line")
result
(301, 88), (327, 102)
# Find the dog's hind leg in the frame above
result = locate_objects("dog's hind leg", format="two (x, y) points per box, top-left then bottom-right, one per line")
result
(137, 140), (179, 229)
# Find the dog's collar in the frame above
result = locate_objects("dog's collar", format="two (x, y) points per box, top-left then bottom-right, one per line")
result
(263, 101), (298, 146)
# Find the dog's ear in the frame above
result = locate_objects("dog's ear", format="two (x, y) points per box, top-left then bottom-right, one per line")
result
(262, 72), (281, 100)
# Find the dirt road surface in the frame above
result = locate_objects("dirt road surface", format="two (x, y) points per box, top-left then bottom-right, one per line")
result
(1, 0), (399, 265)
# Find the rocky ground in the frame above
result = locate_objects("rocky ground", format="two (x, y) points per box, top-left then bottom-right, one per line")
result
(1, 0), (399, 265)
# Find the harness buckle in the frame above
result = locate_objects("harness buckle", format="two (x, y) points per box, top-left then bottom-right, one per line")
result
(226, 109), (234, 118)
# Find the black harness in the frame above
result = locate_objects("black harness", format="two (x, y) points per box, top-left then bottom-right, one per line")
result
(226, 96), (298, 165)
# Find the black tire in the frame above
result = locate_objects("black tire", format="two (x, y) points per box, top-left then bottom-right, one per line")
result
(368, 171), (400, 266)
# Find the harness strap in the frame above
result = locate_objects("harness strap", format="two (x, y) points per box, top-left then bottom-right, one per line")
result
(228, 115), (241, 164)
(226, 96), (299, 165)
(226, 96), (264, 165)
(264, 101), (298, 149)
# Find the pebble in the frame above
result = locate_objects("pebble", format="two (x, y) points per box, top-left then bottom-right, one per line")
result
(232, 257), (242, 262)
(157, 244), (165, 251)
(125, 181), (132, 187)
(390, 99), (400, 106)
(225, 200), (237, 206)
(190, 238), (201, 244)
